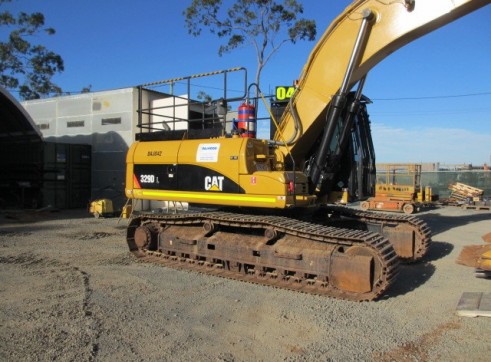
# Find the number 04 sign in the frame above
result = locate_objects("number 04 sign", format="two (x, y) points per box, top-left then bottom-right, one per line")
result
(275, 86), (295, 101)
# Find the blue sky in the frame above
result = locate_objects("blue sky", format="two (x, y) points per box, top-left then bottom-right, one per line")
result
(3, 0), (491, 165)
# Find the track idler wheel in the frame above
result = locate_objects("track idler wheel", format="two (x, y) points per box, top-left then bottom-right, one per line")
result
(403, 203), (415, 214)
(264, 227), (278, 242)
(134, 224), (158, 250)
(203, 221), (215, 236)
(330, 245), (382, 294)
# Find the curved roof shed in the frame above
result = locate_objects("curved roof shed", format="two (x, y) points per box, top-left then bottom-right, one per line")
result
(0, 86), (43, 143)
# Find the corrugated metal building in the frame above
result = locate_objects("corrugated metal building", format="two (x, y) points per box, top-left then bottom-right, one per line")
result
(0, 86), (91, 209)
(21, 87), (196, 210)
(22, 88), (136, 209)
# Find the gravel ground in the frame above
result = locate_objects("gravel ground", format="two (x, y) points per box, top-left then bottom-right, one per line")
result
(0, 206), (490, 361)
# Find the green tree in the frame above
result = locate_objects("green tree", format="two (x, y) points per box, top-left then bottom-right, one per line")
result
(196, 90), (213, 103)
(184, 0), (316, 94)
(0, 0), (64, 99)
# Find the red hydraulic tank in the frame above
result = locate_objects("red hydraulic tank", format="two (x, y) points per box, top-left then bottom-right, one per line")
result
(237, 103), (256, 138)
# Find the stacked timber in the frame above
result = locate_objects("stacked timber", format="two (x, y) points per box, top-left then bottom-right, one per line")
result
(448, 182), (484, 203)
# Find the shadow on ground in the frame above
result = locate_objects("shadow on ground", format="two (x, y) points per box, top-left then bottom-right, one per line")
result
(418, 208), (490, 236)
(382, 240), (453, 299)
(381, 207), (491, 300)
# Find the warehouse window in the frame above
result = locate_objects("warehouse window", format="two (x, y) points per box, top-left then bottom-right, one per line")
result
(38, 123), (50, 130)
(67, 120), (85, 128)
(101, 117), (121, 125)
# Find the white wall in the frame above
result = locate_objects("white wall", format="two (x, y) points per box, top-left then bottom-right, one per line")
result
(22, 88), (137, 208)
(150, 94), (189, 131)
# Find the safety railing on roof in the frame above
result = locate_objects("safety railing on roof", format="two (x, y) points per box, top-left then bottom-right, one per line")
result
(135, 67), (249, 139)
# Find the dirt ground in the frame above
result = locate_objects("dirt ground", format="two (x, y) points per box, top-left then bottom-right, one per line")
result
(0, 205), (490, 361)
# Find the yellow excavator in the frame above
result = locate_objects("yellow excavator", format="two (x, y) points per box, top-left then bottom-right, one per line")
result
(125, 0), (490, 301)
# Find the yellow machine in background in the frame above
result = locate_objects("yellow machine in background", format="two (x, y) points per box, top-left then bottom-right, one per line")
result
(457, 232), (491, 279)
(89, 199), (114, 218)
(361, 164), (432, 214)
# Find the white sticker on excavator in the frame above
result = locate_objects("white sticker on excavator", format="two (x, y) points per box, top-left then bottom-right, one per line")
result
(196, 143), (220, 162)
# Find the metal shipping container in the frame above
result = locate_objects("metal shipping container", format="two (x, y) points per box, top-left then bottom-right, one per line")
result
(41, 142), (91, 209)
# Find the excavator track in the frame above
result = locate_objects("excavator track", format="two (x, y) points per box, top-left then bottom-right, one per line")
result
(321, 205), (431, 263)
(127, 211), (399, 301)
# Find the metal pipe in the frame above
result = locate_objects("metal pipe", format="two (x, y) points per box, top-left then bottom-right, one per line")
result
(335, 75), (368, 155)
(309, 8), (374, 189)
(138, 86), (143, 130)
(339, 9), (373, 95)
(270, 100), (301, 146)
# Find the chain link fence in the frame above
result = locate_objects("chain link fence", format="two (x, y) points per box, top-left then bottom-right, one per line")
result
(420, 171), (491, 199)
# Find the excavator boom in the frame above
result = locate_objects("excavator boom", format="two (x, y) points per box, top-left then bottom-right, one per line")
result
(277, 0), (490, 161)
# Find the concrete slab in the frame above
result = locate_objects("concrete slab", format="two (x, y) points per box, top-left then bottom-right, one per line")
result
(456, 292), (491, 318)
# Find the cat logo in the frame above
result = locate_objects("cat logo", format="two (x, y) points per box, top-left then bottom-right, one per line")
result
(204, 176), (224, 191)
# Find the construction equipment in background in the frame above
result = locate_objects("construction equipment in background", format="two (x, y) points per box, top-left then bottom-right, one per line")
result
(360, 164), (432, 214)
(456, 232), (491, 279)
(89, 199), (114, 218)
(448, 182), (490, 210)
